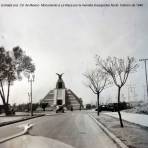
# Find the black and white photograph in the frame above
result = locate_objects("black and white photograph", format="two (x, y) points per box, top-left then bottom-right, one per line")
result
(0, 0), (147, 148)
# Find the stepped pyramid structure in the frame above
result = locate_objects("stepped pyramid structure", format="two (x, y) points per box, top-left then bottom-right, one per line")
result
(41, 73), (83, 110)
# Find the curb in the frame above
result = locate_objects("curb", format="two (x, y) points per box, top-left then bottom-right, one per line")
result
(0, 114), (45, 127)
(88, 113), (129, 148)
(0, 123), (34, 144)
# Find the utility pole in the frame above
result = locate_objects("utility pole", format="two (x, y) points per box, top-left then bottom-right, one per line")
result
(143, 85), (146, 102)
(139, 59), (148, 101)
(28, 73), (35, 116)
(28, 92), (31, 112)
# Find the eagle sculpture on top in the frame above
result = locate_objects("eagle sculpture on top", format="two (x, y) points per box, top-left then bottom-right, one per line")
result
(56, 73), (64, 80)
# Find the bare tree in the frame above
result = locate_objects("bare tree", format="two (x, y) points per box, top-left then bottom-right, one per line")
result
(84, 69), (110, 115)
(96, 56), (138, 127)
(0, 46), (35, 115)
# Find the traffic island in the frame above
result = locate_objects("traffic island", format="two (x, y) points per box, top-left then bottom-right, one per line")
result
(90, 112), (148, 148)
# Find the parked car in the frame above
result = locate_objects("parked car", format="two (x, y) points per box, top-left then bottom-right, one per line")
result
(100, 105), (108, 111)
(99, 102), (132, 112)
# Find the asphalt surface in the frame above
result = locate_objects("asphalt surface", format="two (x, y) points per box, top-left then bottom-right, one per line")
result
(0, 111), (118, 148)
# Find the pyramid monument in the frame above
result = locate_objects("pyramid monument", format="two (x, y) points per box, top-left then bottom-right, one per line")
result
(41, 73), (83, 110)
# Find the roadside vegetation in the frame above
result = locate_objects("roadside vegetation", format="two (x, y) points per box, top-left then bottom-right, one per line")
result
(0, 46), (35, 115)
(84, 56), (138, 127)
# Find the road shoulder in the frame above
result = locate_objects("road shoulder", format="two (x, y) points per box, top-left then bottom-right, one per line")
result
(89, 112), (148, 148)
(88, 113), (128, 148)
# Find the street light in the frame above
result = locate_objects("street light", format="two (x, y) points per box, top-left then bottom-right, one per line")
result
(27, 73), (35, 116)
(139, 59), (148, 101)
(28, 92), (31, 112)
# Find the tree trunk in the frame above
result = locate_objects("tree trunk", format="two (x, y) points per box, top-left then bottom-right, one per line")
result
(4, 103), (11, 116)
(0, 90), (10, 116)
(0, 81), (5, 100)
(97, 92), (100, 116)
(0, 90), (6, 105)
(117, 87), (124, 127)
(7, 81), (11, 104)
(79, 105), (81, 111)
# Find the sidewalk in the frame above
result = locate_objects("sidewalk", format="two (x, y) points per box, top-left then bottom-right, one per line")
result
(0, 116), (24, 123)
(104, 112), (148, 127)
(0, 112), (45, 127)
(0, 111), (61, 127)
(90, 111), (148, 148)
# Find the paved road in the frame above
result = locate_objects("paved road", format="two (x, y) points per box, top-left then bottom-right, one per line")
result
(0, 111), (118, 148)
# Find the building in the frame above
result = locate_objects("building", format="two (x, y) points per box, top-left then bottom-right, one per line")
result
(41, 73), (83, 110)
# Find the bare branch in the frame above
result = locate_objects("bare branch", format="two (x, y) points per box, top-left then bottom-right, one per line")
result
(88, 85), (97, 94)
(96, 56), (138, 88)
(83, 68), (110, 95)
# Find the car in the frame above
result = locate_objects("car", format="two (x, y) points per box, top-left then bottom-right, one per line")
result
(100, 105), (108, 111)
(56, 105), (65, 113)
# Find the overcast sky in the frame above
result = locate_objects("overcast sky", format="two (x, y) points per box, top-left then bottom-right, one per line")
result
(0, 0), (148, 105)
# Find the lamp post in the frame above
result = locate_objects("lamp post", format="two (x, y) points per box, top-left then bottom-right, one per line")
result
(139, 59), (148, 101)
(28, 73), (35, 116)
(28, 92), (31, 112)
